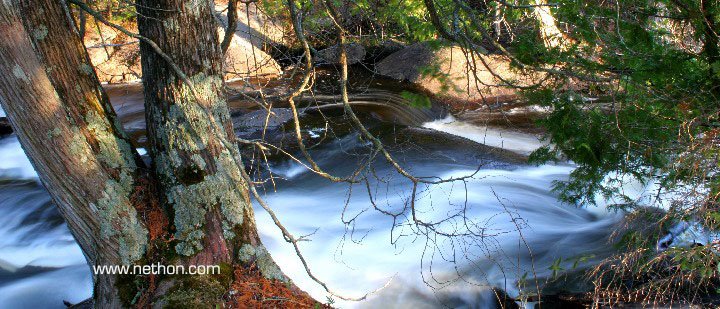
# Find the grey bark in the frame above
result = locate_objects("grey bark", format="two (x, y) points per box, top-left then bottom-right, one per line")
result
(135, 0), (284, 274)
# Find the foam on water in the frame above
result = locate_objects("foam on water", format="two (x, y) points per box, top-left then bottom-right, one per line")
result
(269, 161), (310, 179)
(256, 157), (621, 307)
(0, 117), (626, 308)
(0, 264), (91, 308)
(0, 137), (38, 179)
(0, 181), (91, 307)
(423, 115), (545, 155)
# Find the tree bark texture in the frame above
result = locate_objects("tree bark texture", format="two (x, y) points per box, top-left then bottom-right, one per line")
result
(0, 0), (292, 306)
(0, 1), (153, 306)
(135, 0), (284, 275)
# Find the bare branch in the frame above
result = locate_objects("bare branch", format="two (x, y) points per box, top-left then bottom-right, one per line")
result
(220, 0), (238, 55)
(68, 0), (200, 95)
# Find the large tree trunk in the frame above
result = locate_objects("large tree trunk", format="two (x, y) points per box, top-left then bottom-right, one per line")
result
(135, 0), (283, 270)
(0, 0), (159, 307)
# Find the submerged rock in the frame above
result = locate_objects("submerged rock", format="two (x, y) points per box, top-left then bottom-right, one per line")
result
(390, 126), (528, 165)
(0, 117), (12, 137)
(233, 107), (297, 140)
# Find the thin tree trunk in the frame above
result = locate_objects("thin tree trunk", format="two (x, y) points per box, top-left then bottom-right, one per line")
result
(493, 4), (502, 41)
(701, 0), (720, 95)
(221, 0), (238, 55)
(533, 0), (569, 50)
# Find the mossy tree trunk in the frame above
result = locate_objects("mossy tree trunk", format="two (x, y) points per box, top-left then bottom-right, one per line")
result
(134, 0), (285, 274)
(0, 0), (159, 307)
(0, 0), (292, 307)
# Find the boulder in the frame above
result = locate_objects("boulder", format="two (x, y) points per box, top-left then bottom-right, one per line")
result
(215, 1), (287, 79)
(316, 43), (366, 65)
(233, 108), (296, 138)
(380, 39), (405, 53)
(84, 26), (141, 83)
(218, 27), (283, 79)
(364, 39), (405, 63)
(84, 2), (286, 83)
(214, 1), (289, 47)
(376, 42), (544, 103)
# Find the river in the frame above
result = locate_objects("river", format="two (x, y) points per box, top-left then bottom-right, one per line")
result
(0, 79), (658, 308)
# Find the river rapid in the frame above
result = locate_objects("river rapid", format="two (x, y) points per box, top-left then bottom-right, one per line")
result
(0, 80), (659, 308)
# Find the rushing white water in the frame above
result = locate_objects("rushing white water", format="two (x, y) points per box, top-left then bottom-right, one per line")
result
(0, 265), (91, 308)
(0, 181), (91, 308)
(423, 116), (546, 156)
(0, 136), (89, 307)
(258, 164), (622, 307)
(0, 137), (37, 179)
(0, 116), (628, 308)
(253, 119), (624, 308)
